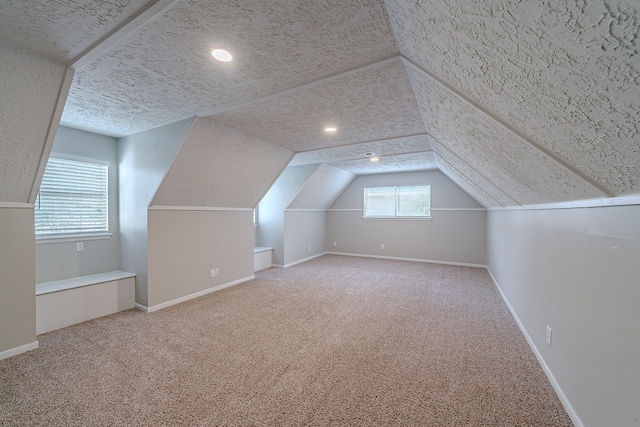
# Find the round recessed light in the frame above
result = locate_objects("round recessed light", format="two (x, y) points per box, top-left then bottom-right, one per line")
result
(370, 157), (380, 162)
(324, 127), (337, 133)
(211, 49), (232, 62)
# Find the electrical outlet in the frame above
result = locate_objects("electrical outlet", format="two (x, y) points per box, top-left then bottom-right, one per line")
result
(380, 244), (385, 249)
(210, 269), (215, 278)
(76, 242), (84, 252)
(333, 241), (337, 246)
(215, 268), (219, 276)
(546, 325), (552, 346)
(308, 245), (311, 251)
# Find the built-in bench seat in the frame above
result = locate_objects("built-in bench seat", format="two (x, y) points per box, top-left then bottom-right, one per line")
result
(36, 271), (136, 334)
(254, 247), (273, 272)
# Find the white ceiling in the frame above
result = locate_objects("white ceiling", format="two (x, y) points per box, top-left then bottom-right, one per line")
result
(0, 0), (637, 206)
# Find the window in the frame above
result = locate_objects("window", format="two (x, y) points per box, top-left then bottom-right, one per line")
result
(35, 157), (109, 237)
(363, 185), (431, 218)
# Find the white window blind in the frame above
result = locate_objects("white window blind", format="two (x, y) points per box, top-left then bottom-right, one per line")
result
(364, 185), (431, 218)
(35, 157), (108, 236)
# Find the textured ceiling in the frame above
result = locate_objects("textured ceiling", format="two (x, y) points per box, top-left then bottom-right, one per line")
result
(61, 0), (398, 137)
(1, 0), (638, 207)
(0, 0), (153, 63)
(385, 0), (640, 197)
(210, 57), (425, 152)
(289, 134), (434, 175)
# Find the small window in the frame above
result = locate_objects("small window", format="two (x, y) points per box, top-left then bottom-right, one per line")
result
(364, 185), (431, 218)
(35, 157), (109, 237)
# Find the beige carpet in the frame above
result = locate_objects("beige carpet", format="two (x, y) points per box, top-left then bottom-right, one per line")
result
(0, 255), (572, 426)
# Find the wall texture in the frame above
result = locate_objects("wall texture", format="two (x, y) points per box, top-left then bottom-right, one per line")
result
(328, 171), (486, 266)
(118, 118), (195, 306)
(36, 126), (120, 283)
(487, 205), (640, 427)
(0, 45), (67, 203)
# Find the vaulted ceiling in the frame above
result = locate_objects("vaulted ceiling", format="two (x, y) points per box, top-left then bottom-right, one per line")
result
(1, 0), (638, 208)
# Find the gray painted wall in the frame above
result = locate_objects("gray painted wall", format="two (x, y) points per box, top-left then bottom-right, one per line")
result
(36, 126), (119, 283)
(486, 205), (640, 427)
(147, 209), (254, 308)
(328, 170), (486, 265)
(146, 118), (292, 308)
(256, 164), (318, 266)
(118, 118), (194, 306)
(284, 210), (327, 266)
(0, 207), (36, 355)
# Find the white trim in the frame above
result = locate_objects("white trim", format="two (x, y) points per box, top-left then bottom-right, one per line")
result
(486, 268), (584, 427)
(148, 206), (253, 212)
(0, 341), (39, 361)
(199, 54), (399, 117)
(36, 232), (112, 244)
(285, 208), (327, 212)
(135, 275), (254, 313)
(272, 252), (329, 268)
(363, 216), (433, 220)
(431, 208), (486, 211)
(254, 246), (273, 253)
(28, 66), (76, 204)
(71, 0), (180, 69)
(490, 194), (640, 211)
(36, 270), (135, 296)
(0, 202), (34, 209)
(326, 252), (486, 269)
(327, 208), (485, 212)
(134, 303), (150, 313)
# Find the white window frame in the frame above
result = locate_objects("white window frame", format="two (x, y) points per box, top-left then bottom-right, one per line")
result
(35, 156), (111, 242)
(363, 184), (431, 219)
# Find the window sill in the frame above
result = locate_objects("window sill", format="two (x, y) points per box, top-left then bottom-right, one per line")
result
(35, 232), (113, 244)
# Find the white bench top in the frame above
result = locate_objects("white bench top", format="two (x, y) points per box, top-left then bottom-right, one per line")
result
(36, 270), (136, 296)
(254, 246), (273, 253)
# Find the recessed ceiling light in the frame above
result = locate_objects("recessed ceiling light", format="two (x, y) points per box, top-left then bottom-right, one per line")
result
(370, 157), (379, 162)
(211, 49), (232, 62)
(324, 127), (337, 133)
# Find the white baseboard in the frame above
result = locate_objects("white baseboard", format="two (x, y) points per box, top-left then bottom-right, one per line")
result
(135, 275), (255, 313)
(0, 341), (39, 361)
(486, 267), (584, 427)
(326, 251), (486, 269)
(273, 252), (329, 269)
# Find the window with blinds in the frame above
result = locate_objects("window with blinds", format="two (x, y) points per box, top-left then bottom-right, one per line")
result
(363, 185), (431, 218)
(35, 157), (109, 236)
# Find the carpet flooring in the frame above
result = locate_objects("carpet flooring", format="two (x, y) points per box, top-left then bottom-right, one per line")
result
(0, 255), (572, 426)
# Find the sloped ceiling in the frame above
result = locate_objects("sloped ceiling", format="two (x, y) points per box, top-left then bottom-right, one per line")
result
(287, 164), (355, 210)
(0, 0), (638, 208)
(151, 118), (293, 208)
(385, 0), (639, 198)
(0, 46), (67, 203)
